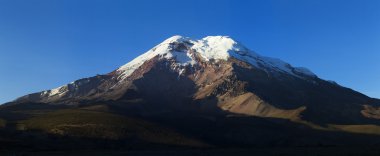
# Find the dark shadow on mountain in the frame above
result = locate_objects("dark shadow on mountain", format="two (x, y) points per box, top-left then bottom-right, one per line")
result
(112, 60), (225, 116)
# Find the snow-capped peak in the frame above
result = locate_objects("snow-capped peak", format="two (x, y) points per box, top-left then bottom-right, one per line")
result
(192, 36), (255, 61)
(161, 35), (190, 44)
(117, 35), (316, 80)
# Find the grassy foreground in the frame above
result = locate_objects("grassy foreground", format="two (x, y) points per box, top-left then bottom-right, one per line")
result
(16, 109), (205, 147)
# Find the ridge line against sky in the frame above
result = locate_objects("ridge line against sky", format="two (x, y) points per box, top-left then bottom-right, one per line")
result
(0, 0), (379, 104)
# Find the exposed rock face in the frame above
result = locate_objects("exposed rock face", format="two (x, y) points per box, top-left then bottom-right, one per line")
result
(9, 35), (380, 125)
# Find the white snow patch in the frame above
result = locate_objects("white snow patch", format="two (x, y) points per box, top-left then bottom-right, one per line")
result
(49, 87), (61, 96)
(40, 85), (67, 97)
(164, 51), (196, 66)
(259, 57), (295, 75)
(192, 36), (236, 61)
(117, 35), (316, 80)
(294, 67), (316, 77)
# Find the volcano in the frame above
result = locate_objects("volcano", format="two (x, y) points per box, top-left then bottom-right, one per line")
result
(2, 36), (380, 153)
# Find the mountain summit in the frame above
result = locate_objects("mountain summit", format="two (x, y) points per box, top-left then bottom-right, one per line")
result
(3, 36), (380, 149)
(117, 35), (315, 80)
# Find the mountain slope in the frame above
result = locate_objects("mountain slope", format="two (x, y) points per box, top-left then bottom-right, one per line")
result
(10, 35), (379, 124)
(2, 36), (380, 150)
(13, 36), (317, 104)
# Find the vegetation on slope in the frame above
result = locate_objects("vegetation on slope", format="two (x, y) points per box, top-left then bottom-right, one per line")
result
(18, 109), (206, 147)
(0, 118), (6, 128)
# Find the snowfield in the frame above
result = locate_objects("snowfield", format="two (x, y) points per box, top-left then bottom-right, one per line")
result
(117, 35), (316, 79)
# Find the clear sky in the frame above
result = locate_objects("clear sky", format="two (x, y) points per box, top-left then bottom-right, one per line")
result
(0, 0), (379, 104)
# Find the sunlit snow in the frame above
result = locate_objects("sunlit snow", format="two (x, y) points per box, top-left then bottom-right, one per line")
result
(117, 35), (316, 80)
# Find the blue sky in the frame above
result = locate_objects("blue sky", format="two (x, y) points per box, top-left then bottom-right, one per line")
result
(0, 0), (379, 104)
